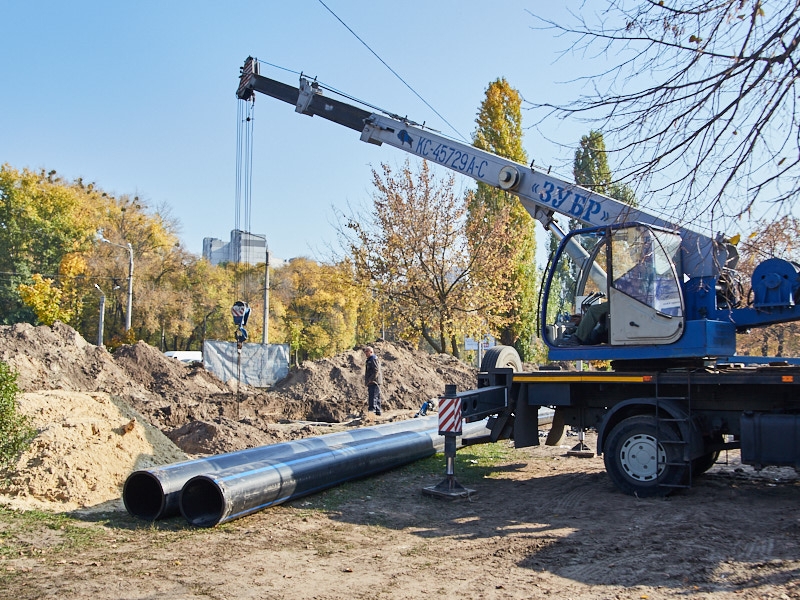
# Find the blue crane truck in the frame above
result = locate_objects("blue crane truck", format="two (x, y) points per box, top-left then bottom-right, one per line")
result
(238, 57), (800, 497)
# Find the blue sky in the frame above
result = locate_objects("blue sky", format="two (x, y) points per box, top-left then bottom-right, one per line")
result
(2, 1), (589, 264)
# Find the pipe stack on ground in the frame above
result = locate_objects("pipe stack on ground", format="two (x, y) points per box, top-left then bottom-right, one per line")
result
(179, 419), (490, 527)
(123, 416), (469, 521)
(125, 410), (555, 527)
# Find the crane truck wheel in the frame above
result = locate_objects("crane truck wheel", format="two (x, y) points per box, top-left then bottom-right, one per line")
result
(691, 434), (723, 475)
(603, 415), (688, 497)
(692, 450), (721, 476)
(480, 345), (522, 372)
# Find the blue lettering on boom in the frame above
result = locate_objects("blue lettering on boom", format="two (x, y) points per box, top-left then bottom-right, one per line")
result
(414, 134), (488, 178)
(536, 179), (609, 224)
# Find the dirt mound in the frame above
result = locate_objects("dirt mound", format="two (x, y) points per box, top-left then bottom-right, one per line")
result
(0, 322), (145, 397)
(0, 390), (187, 512)
(113, 341), (232, 400)
(0, 324), (475, 430)
(0, 323), (477, 510)
(273, 340), (476, 422)
(164, 417), (291, 455)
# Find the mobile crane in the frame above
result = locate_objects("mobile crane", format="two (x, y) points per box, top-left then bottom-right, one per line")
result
(238, 57), (800, 497)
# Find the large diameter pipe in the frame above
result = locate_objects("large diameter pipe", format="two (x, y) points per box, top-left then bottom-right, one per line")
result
(123, 416), (442, 521)
(180, 420), (490, 527)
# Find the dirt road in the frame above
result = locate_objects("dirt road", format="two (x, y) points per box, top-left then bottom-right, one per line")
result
(3, 432), (799, 600)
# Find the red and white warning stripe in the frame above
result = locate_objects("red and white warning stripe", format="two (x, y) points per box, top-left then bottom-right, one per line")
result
(438, 396), (462, 435)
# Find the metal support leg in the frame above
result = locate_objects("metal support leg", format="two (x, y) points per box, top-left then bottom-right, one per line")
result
(423, 385), (476, 500)
(567, 428), (594, 458)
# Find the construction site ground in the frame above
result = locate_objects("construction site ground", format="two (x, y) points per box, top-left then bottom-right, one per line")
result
(0, 322), (798, 599)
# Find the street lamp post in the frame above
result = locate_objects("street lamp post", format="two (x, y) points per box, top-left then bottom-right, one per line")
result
(251, 233), (270, 344)
(268, 246), (269, 345)
(94, 284), (105, 346)
(97, 232), (134, 331)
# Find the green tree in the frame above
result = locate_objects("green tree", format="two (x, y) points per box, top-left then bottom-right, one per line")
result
(182, 258), (236, 349)
(471, 78), (538, 361)
(2, 164), (253, 351)
(277, 258), (362, 362)
(88, 192), (208, 349)
(0, 165), (98, 325)
(547, 130), (638, 322)
(342, 160), (513, 356)
(0, 361), (35, 474)
(573, 131), (637, 207)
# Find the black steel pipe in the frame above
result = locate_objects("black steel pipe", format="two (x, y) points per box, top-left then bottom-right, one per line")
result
(123, 416), (441, 521)
(180, 420), (490, 527)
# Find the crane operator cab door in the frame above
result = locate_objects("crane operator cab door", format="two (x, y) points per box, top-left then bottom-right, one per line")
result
(544, 223), (685, 348)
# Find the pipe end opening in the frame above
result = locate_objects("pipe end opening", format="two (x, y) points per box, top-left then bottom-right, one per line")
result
(180, 476), (225, 527)
(123, 472), (166, 521)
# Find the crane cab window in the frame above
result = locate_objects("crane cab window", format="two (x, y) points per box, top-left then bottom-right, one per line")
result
(544, 224), (684, 347)
(544, 228), (609, 346)
(610, 226), (683, 316)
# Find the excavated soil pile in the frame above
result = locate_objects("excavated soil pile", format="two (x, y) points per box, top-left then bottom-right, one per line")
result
(0, 390), (186, 513)
(270, 339), (477, 422)
(0, 322), (477, 511)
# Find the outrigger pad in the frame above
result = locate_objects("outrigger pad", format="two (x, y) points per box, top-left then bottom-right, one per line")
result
(422, 477), (476, 500)
(566, 441), (595, 458)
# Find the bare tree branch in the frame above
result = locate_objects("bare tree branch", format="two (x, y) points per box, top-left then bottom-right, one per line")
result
(528, 1), (800, 228)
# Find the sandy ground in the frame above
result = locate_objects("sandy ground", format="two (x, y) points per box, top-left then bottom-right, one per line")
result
(2, 431), (799, 599)
(0, 323), (799, 598)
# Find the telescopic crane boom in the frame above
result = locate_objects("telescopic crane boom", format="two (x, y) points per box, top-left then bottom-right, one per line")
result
(237, 56), (800, 364)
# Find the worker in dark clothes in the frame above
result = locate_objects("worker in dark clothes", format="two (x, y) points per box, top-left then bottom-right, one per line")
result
(563, 302), (609, 346)
(363, 346), (383, 416)
(575, 302), (609, 344)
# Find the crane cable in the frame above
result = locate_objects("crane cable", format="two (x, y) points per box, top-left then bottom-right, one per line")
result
(316, 0), (467, 142)
(235, 97), (256, 302)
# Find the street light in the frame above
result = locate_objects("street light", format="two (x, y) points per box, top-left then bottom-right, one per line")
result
(252, 233), (270, 344)
(93, 283), (120, 346)
(94, 284), (105, 346)
(97, 232), (134, 331)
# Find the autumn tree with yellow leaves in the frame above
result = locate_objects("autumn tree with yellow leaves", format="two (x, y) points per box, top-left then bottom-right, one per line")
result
(341, 159), (514, 357)
(1, 164), (234, 350)
(269, 257), (369, 364)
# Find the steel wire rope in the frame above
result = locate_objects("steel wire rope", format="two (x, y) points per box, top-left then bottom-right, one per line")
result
(234, 98), (257, 302)
(233, 98), (257, 401)
(255, 58), (479, 148)
(315, 0), (468, 142)
(243, 100), (255, 301)
(234, 100), (244, 302)
(255, 59), (424, 127)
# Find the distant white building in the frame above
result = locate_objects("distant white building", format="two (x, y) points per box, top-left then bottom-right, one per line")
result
(202, 237), (229, 265)
(202, 230), (284, 267)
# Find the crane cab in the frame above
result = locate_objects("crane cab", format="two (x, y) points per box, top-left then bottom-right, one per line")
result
(543, 223), (688, 362)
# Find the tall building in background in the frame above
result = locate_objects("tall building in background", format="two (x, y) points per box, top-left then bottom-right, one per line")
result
(202, 230), (267, 266)
(202, 237), (229, 265)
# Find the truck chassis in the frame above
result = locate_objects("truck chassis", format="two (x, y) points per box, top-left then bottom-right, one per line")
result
(461, 346), (800, 496)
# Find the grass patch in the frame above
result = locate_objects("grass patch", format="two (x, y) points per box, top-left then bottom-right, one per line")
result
(0, 506), (104, 557)
(0, 506), (214, 560)
(290, 440), (518, 512)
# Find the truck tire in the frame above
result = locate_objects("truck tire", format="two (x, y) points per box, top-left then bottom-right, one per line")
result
(480, 345), (522, 372)
(692, 450), (721, 476)
(603, 415), (688, 497)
